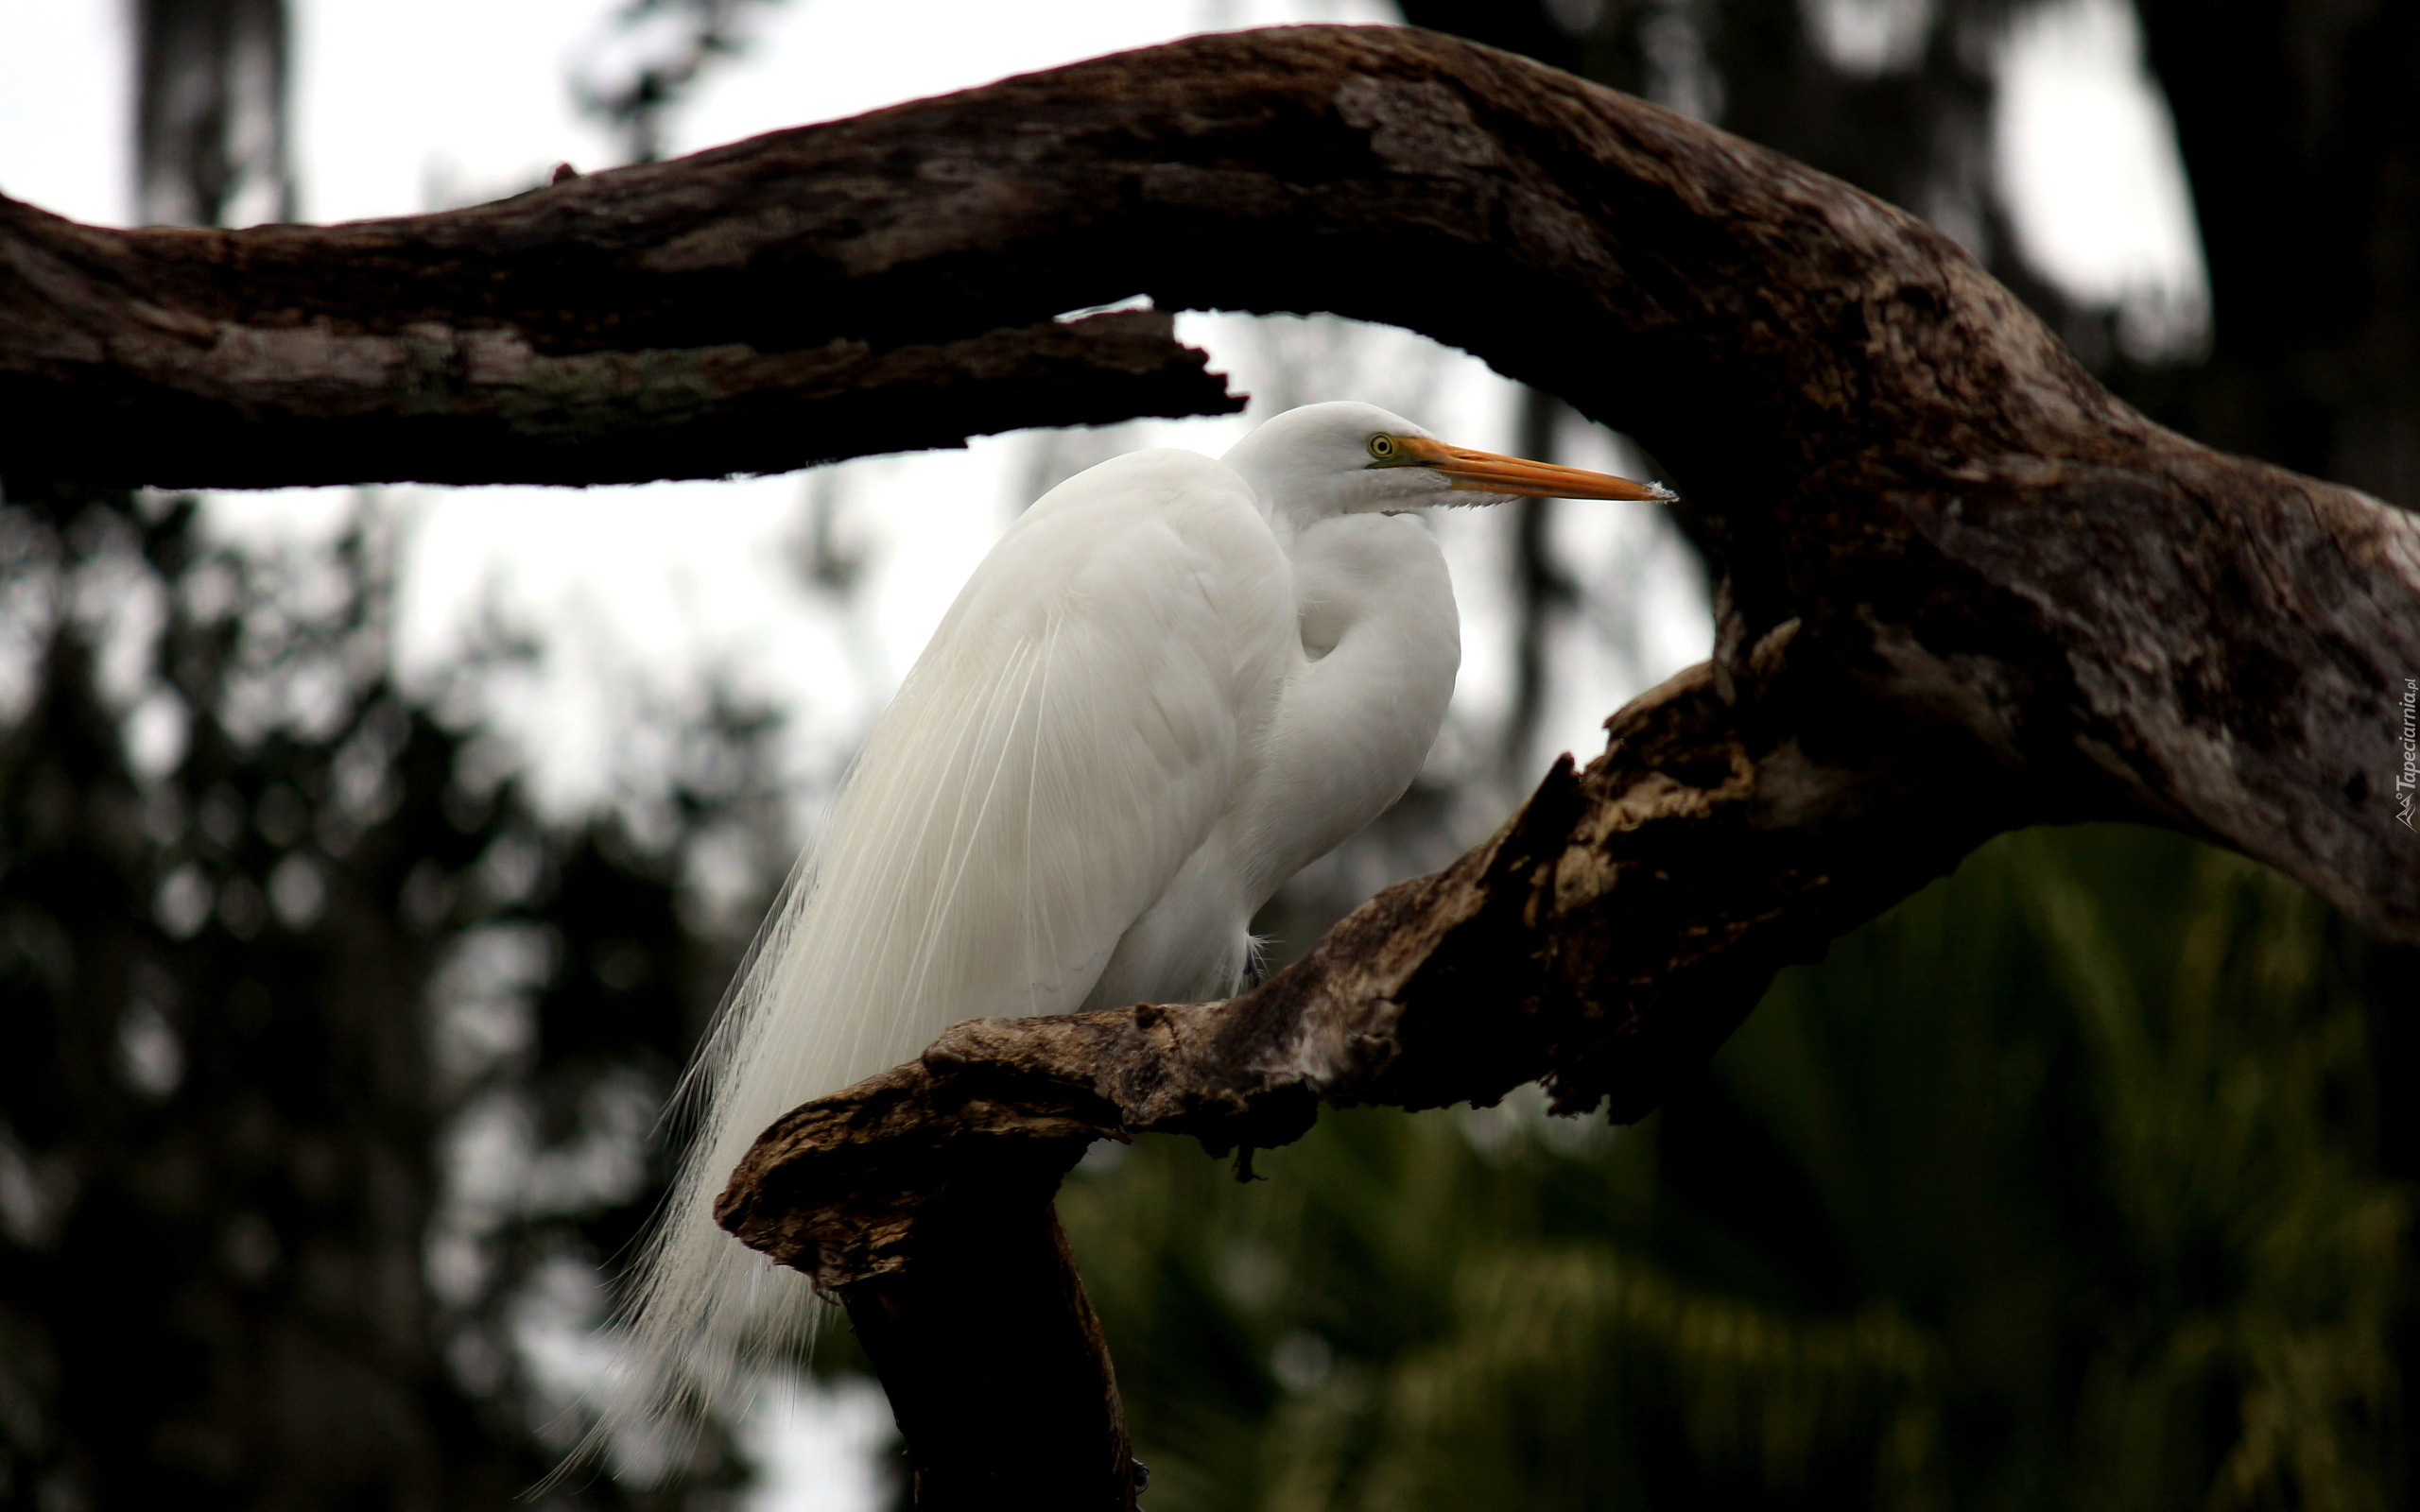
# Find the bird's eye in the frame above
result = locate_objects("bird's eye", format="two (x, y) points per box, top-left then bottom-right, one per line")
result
(1367, 435), (1398, 461)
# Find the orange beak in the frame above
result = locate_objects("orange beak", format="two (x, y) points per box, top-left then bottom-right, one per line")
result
(1394, 436), (1675, 502)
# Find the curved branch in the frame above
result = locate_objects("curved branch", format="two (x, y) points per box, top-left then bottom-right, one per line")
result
(712, 642), (2026, 1507)
(6, 25), (2412, 939)
(717, 642), (2009, 1277)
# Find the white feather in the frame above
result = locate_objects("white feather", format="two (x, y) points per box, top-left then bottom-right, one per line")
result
(598, 402), (1523, 1447)
(609, 447), (1295, 1420)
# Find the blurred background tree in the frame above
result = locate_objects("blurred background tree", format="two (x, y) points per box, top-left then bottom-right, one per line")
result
(0, 0), (2410, 1509)
(0, 479), (781, 1508)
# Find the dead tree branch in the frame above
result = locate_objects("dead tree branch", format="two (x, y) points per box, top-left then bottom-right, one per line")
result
(7, 24), (2415, 1510)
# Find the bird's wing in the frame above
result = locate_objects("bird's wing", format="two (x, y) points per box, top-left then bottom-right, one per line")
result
(618, 450), (1290, 1417)
(725, 447), (1291, 1116)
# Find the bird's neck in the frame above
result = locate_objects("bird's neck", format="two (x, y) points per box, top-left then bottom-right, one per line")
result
(1231, 511), (1461, 907)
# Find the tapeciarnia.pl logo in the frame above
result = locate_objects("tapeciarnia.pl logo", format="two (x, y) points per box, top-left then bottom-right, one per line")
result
(2398, 677), (2417, 831)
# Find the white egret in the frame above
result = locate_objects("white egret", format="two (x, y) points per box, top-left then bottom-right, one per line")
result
(615, 400), (1669, 1421)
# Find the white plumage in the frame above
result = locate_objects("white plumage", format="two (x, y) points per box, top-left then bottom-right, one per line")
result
(608, 401), (1668, 1434)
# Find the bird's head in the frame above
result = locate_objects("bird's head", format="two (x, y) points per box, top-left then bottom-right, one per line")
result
(1220, 401), (1673, 526)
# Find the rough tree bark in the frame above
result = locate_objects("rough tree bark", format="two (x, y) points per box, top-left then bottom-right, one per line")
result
(6, 25), (2416, 1511)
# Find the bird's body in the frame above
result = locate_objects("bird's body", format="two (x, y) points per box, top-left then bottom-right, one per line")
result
(1076, 448), (1463, 1010)
(612, 403), (1666, 1423)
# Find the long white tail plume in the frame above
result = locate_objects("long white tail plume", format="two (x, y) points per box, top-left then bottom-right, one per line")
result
(580, 449), (1283, 1466)
(609, 632), (1079, 1429)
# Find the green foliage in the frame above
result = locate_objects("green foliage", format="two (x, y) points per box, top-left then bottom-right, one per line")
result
(1060, 826), (2408, 1511)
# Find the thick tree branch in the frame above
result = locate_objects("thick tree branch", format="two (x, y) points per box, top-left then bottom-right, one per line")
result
(8, 23), (2416, 1509)
(716, 646), (2016, 1505)
(6, 25), (2411, 935)
(0, 232), (1238, 486)
(717, 644), (2008, 1278)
